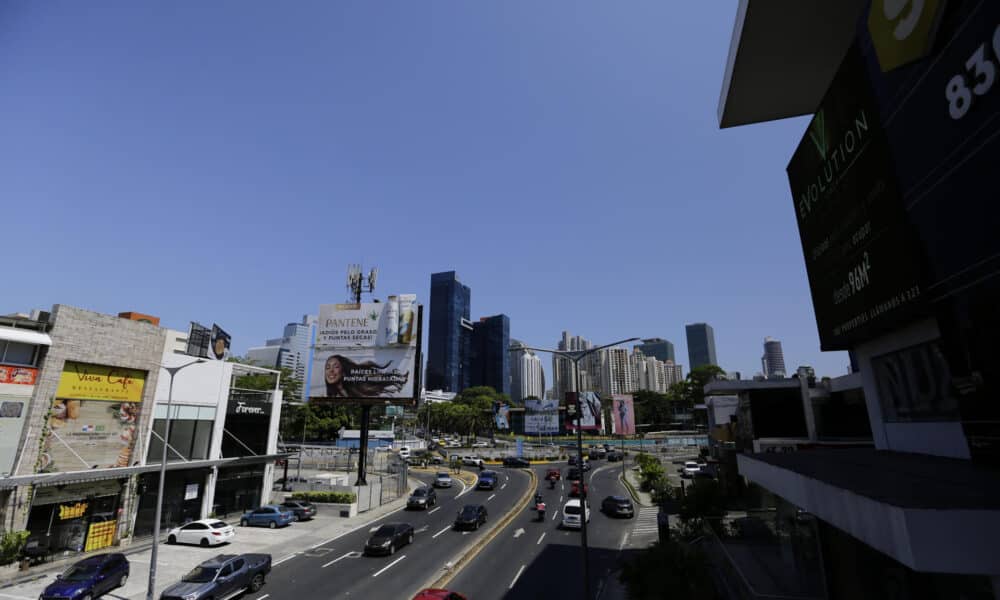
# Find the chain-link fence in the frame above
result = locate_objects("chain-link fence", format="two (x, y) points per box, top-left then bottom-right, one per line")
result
(277, 445), (408, 513)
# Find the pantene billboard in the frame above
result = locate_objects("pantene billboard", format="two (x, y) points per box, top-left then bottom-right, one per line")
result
(309, 300), (421, 405)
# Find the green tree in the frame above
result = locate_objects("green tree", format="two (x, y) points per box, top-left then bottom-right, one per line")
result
(619, 537), (716, 600)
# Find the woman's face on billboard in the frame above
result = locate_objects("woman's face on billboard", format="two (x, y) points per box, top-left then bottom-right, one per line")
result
(325, 357), (343, 384)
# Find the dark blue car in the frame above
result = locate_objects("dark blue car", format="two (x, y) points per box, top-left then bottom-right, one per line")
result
(41, 553), (129, 600)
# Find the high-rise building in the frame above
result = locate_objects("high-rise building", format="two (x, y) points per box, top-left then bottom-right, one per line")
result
(636, 337), (675, 362)
(510, 339), (545, 402)
(664, 360), (684, 386)
(762, 336), (787, 379)
(247, 314), (317, 400)
(470, 314), (510, 395)
(552, 331), (591, 400)
(685, 322), (718, 369)
(427, 271), (472, 393)
(600, 347), (633, 396)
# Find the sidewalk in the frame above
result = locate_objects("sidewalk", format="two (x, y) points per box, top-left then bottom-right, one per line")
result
(0, 478), (421, 599)
(621, 461), (654, 507)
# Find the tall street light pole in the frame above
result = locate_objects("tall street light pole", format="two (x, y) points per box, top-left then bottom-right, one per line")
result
(513, 337), (638, 600)
(147, 358), (204, 600)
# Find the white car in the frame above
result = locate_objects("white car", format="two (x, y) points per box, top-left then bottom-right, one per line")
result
(166, 519), (235, 547)
(434, 472), (453, 488)
(462, 456), (483, 467)
(399, 447), (411, 459)
(472, 441), (489, 448)
(448, 441), (462, 448)
(682, 461), (701, 478)
(561, 499), (591, 529)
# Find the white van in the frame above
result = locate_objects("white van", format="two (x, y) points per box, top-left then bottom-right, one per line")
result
(561, 499), (590, 529)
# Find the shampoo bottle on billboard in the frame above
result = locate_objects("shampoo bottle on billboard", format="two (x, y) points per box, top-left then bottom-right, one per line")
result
(385, 296), (400, 344)
(397, 294), (417, 344)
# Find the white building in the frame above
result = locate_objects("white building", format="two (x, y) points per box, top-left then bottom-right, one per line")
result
(510, 340), (544, 402)
(247, 315), (317, 400)
(421, 389), (457, 404)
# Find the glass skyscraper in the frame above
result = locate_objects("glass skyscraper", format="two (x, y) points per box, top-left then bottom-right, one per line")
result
(636, 337), (675, 363)
(471, 315), (511, 395)
(685, 322), (718, 369)
(427, 271), (472, 392)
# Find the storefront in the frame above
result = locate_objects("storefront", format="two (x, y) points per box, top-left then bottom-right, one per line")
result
(24, 479), (125, 555)
(132, 468), (210, 538)
(213, 464), (265, 518)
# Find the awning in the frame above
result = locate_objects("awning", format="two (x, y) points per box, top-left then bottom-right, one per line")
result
(0, 327), (52, 347)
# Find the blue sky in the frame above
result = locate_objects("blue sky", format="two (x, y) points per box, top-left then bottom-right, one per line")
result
(1, 1), (848, 381)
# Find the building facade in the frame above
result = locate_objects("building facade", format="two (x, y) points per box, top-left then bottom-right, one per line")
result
(635, 337), (675, 363)
(426, 271), (472, 393)
(469, 314), (510, 396)
(761, 336), (786, 379)
(685, 322), (718, 369)
(247, 315), (317, 401)
(510, 340), (544, 402)
(552, 331), (591, 401)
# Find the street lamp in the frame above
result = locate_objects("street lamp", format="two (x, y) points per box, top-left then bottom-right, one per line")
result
(512, 336), (638, 600)
(147, 358), (204, 600)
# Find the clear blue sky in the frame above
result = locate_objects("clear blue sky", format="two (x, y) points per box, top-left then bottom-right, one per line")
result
(1, 1), (848, 381)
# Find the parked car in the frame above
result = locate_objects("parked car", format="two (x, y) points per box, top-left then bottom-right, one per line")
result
(407, 486), (438, 509)
(279, 500), (317, 521)
(364, 523), (414, 556)
(462, 456), (484, 467)
(544, 468), (561, 481)
(448, 440), (462, 448)
(412, 589), (468, 600)
(570, 481), (589, 497)
(41, 553), (129, 600)
(502, 456), (530, 468)
(159, 553), (270, 600)
(399, 447), (411, 459)
(601, 496), (635, 518)
(434, 472), (453, 488)
(167, 519), (235, 547)
(430, 454), (445, 465)
(681, 461), (701, 478)
(471, 441), (489, 448)
(561, 499), (590, 529)
(476, 471), (498, 490)
(239, 505), (294, 529)
(453, 504), (488, 530)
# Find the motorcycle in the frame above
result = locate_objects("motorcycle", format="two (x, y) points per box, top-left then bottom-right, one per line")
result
(535, 501), (546, 521)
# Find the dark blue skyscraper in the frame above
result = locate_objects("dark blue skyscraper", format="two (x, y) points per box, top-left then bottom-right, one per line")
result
(685, 323), (718, 369)
(427, 271), (472, 392)
(471, 315), (510, 395)
(636, 338), (675, 362)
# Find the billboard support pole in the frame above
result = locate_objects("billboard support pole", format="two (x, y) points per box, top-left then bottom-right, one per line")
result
(356, 405), (371, 486)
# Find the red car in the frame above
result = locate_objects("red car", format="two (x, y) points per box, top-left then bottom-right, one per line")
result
(570, 481), (588, 497)
(412, 589), (467, 600)
(545, 468), (561, 481)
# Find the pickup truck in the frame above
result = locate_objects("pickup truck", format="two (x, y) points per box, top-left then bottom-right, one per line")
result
(160, 553), (271, 600)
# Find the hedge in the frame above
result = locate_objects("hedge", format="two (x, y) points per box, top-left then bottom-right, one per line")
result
(289, 491), (357, 504)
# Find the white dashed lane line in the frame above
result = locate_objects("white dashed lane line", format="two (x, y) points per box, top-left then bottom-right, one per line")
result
(487, 494), (496, 502)
(428, 507), (441, 514)
(372, 555), (406, 577)
(432, 525), (452, 538)
(537, 532), (546, 545)
(509, 564), (526, 589)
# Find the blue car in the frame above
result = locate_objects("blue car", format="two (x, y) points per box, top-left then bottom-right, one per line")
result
(476, 471), (497, 490)
(239, 505), (294, 528)
(41, 553), (129, 600)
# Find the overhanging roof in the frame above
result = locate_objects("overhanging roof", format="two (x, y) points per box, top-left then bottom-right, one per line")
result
(0, 327), (52, 347)
(718, 0), (866, 128)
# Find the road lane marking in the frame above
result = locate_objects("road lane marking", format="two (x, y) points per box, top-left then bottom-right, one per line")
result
(255, 595), (270, 600)
(487, 494), (496, 502)
(428, 506), (441, 514)
(432, 525), (452, 538)
(559, 495), (563, 502)
(273, 553), (297, 566)
(501, 483), (507, 489)
(372, 555), (406, 577)
(537, 532), (546, 545)
(322, 552), (357, 568)
(509, 564), (526, 589)
(513, 528), (525, 538)
(370, 526), (380, 532)
(552, 510), (559, 520)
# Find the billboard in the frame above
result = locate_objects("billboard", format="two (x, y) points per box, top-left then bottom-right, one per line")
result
(0, 365), (37, 385)
(566, 392), (602, 431)
(493, 402), (510, 430)
(41, 361), (146, 472)
(611, 394), (635, 435)
(524, 398), (559, 434)
(309, 301), (420, 404)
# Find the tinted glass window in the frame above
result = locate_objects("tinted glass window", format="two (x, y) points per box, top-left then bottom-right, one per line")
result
(460, 507), (478, 517)
(565, 505), (581, 515)
(375, 525), (396, 536)
(233, 559), (245, 571)
(183, 567), (218, 583)
(210, 521), (228, 529)
(412, 489), (427, 497)
(218, 565), (232, 578)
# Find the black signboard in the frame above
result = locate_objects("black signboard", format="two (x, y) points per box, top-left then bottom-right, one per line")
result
(787, 43), (925, 350)
(222, 393), (272, 457)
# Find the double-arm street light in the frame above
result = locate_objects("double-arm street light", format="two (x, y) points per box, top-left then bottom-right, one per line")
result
(512, 336), (638, 600)
(147, 359), (205, 600)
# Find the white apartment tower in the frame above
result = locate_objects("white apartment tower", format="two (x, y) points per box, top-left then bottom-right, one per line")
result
(510, 339), (545, 402)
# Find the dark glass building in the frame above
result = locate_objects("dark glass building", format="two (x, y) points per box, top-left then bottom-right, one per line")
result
(471, 314), (510, 395)
(685, 322), (718, 369)
(636, 337), (675, 362)
(427, 271), (472, 392)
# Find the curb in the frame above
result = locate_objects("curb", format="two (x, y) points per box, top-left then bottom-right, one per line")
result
(619, 472), (652, 508)
(420, 468), (537, 592)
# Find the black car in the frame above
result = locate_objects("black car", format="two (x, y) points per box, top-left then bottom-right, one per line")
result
(407, 486), (438, 509)
(502, 457), (530, 468)
(364, 523), (414, 556)
(606, 451), (622, 462)
(279, 500), (317, 521)
(453, 505), (488, 530)
(601, 495), (635, 518)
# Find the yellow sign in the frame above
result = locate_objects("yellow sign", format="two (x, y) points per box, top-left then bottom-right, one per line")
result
(85, 520), (116, 552)
(56, 361), (146, 402)
(868, 0), (946, 72)
(58, 502), (88, 520)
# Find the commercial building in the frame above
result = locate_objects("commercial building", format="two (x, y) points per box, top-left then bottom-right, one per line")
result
(685, 322), (718, 369)
(718, 1), (1000, 596)
(426, 271), (473, 393)
(510, 340), (545, 403)
(761, 336), (786, 379)
(470, 315), (510, 396)
(247, 315), (317, 400)
(635, 337), (675, 363)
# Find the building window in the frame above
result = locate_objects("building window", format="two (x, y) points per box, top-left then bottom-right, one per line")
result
(871, 340), (959, 422)
(0, 341), (37, 366)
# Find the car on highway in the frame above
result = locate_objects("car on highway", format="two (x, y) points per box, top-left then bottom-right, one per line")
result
(434, 472), (453, 488)
(544, 468), (561, 481)
(407, 486), (438, 509)
(364, 523), (415, 556)
(454, 504), (488, 530)
(462, 455), (484, 467)
(448, 440), (462, 448)
(570, 481), (589, 497)
(588, 448), (606, 460)
(471, 441), (490, 448)
(280, 500), (317, 521)
(606, 451), (623, 462)
(159, 553), (270, 600)
(601, 496), (635, 518)
(681, 461), (702, 478)
(561, 499), (590, 529)
(412, 589), (468, 600)
(167, 519), (235, 547)
(239, 505), (294, 529)
(40, 553), (129, 600)
(476, 470), (498, 490)
(502, 456), (530, 468)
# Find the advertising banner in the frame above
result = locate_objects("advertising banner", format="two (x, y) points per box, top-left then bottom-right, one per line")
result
(565, 392), (602, 431)
(209, 324), (231, 360)
(0, 365), (38, 386)
(0, 396), (28, 476)
(43, 361), (146, 472)
(310, 301), (419, 404)
(611, 394), (635, 435)
(493, 402), (510, 431)
(524, 398), (559, 434)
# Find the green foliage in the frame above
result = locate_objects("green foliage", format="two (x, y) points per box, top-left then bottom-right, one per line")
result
(0, 531), (29, 565)
(619, 537), (716, 600)
(289, 491), (357, 503)
(281, 403), (359, 443)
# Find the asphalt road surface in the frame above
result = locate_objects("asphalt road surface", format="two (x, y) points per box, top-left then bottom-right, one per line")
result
(252, 466), (531, 600)
(446, 459), (652, 600)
